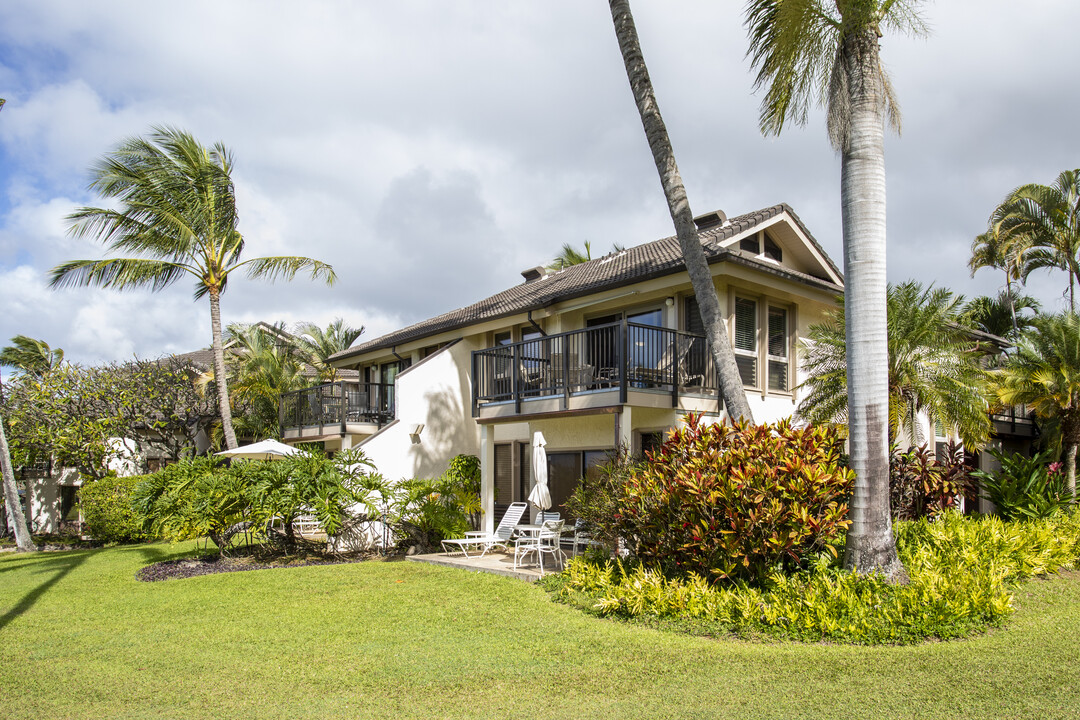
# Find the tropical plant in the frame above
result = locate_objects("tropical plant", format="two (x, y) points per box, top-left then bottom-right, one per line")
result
(246, 448), (383, 550)
(546, 240), (625, 272)
(0, 335), (64, 378)
(987, 169), (1080, 310)
(222, 323), (308, 440)
(798, 281), (993, 450)
(969, 226), (1031, 336)
(961, 289), (1041, 342)
(295, 318), (365, 383)
(744, 0), (927, 579)
(972, 448), (1071, 521)
(992, 312), (1080, 495)
(889, 441), (974, 521)
(607, 0), (754, 423)
(609, 414), (854, 584)
(50, 126), (336, 450)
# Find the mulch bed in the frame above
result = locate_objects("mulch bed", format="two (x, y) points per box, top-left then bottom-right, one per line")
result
(135, 549), (396, 582)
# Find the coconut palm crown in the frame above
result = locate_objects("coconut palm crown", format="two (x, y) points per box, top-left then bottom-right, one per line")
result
(745, 0), (927, 580)
(50, 126), (335, 449)
(988, 169), (1080, 310)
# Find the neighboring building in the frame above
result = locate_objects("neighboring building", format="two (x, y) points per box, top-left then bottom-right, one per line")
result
(282, 204), (846, 531)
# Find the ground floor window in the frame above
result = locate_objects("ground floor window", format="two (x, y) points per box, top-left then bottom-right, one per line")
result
(545, 449), (609, 521)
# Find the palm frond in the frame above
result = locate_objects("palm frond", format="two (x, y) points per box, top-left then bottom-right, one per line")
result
(238, 256), (337, 286)
(49, 258), (192, 292)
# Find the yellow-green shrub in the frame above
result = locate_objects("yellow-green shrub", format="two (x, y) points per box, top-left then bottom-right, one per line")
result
(553, 510), (1080, 644)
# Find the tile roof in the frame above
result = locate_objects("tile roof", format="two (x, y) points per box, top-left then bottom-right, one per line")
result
(333, 204), (841, 362)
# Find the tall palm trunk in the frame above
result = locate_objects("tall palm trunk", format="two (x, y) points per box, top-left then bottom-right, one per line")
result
(608, 0), (754, 422)
(209, 288), (239, 450)
(838, 29), (904, 581)
(1, 411), (36, 551)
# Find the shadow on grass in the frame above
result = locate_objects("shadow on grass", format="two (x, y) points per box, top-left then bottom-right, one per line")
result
(0, 549), (92, 630)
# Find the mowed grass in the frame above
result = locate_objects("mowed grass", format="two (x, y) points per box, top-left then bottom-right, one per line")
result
(2, 543), (1079, 720)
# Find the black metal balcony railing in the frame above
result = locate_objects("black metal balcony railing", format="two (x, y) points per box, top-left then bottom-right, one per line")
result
(280, 381), (395, 434)
(990, 404), (1040, 438)
(472, 321), (718, 414)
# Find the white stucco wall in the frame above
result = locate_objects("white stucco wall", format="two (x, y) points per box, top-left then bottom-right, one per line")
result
(358, 339), (482, 482)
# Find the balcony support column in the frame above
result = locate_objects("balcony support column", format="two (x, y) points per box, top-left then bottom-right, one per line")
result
(480, 424), (496, 534)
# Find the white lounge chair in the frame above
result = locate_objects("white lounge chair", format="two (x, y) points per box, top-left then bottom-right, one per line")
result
(440, 502), (528, 558)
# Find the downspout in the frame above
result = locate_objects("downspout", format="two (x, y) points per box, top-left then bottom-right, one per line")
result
(526, 311), (546, 336)
(391, 347), (408, 363)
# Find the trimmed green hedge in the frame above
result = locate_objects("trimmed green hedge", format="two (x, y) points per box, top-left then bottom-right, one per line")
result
(78, 473), (149, 543)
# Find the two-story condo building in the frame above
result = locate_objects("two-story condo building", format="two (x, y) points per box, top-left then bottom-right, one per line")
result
(280, 203), (855, 532)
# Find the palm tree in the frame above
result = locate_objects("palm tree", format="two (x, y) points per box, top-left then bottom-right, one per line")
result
(969, 226), (1030, 336)
(295, 318), (365, 383)
(50, 127), (336, 450)
(990, 169), (1080, 310)
(799, 281), (992, 451)
(745, 0), (926, 580)
(224, 323), (308, 440)
(961, 290), (1041, 342)
(1, 412), (35, 551)
(0, 335), (64, 378)
(546, 240), (626, 272)
(994, 312), (1080, 496)
(607, 0), (754, 423)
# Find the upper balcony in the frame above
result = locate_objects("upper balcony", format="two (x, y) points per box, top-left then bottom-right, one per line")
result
(471, 321), (720, 421)
(280, 381), (395, 440)
(990, 403), (1040, 439)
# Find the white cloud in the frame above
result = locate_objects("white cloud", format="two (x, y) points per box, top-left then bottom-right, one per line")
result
(1, 0), (1078, 367)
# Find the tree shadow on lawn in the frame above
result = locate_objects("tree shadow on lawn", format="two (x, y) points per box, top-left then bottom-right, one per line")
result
(0, 542), (188, 630)
(0, 549), (92, 630)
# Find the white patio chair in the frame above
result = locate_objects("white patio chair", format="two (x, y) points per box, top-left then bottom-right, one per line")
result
(513, 519), (566, 576)
(440, 502), (528, 558)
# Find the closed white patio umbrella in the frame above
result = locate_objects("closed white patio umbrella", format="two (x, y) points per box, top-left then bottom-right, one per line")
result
(215, 439), (300, 461)
(528, 431), (551, 518)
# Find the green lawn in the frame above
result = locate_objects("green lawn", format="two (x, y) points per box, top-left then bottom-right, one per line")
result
(1, 543), (1078, 720)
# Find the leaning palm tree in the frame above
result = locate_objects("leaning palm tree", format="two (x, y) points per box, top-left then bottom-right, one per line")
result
(295, 318), (365, 383)
(608, 0), (754, 422)
(798, 281), (992, 451)
(990, 169), (1080, 310)
(1, 411), (36, 551)
(994, 312), (1080, 496)
(50, 127), (336, 449)
(0, 335), (64, 378)
(745, 0), (927, 580)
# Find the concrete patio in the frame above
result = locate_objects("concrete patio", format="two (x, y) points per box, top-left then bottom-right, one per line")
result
(407, 548), (568, 582)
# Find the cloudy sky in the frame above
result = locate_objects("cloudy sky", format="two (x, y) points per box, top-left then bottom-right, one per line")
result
(1, 1), (1077, 369)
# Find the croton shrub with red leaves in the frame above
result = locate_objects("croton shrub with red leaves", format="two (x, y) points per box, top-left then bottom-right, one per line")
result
(613, 414), (854, 583)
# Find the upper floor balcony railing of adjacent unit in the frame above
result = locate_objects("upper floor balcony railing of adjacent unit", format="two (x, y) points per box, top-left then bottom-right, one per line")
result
(279, 380), (395, 436)
(471, 321), (719, 415)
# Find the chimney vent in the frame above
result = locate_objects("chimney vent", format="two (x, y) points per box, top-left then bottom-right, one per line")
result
(521, 266), (546, 283)
(693, 210), (727, 231)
